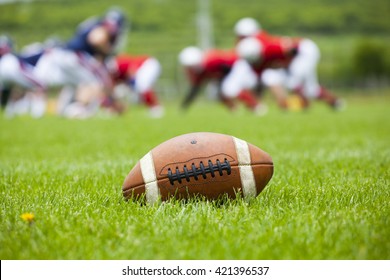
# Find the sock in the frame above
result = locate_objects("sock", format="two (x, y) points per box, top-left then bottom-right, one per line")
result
(293, 86), (309, 108)
(141, 90), (159, 108)
(318, 87), (338, 106)
(237, 90), (258, 110)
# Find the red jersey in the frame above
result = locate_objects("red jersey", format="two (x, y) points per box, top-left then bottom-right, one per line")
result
(242, 31), (301, 74)
(112, 54), (149, 82)
(186, 49), (238, 86)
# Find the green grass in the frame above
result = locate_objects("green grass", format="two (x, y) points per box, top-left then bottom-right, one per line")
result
(0, 91), (389, 260)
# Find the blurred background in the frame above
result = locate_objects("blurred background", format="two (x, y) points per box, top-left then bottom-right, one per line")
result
(1, 0), (390, 101)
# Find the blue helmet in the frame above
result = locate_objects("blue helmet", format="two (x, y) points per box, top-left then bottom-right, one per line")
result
(104, 7), (127, 34)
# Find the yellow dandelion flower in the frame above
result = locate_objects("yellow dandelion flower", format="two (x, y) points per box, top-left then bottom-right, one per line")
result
(21, 212), (35, 223)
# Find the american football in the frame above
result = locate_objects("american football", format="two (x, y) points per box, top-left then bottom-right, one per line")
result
(122, 132), (273, 203)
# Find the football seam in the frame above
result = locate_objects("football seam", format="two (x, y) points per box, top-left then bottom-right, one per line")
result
(158, 153), (236, 175)
(122, 163), (273, 192)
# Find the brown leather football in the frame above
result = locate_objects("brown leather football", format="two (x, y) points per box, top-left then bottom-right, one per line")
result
(122, 132), (273, 203)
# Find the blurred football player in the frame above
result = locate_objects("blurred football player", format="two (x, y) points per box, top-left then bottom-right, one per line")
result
(0, 35), (46, 118)
(178, 46), (264, 114)
(33, 7), (128, 118)
(233, 17), (344, 110)
(107, 54), (164, 118)
(221, 36), (291, 111)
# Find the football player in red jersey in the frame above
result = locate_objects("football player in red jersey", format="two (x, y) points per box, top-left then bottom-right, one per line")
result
(225, 36), (294, 110)
(178, 46), (266, 115)
(107, 54), (164, 118)
(233, 17), (344, 110)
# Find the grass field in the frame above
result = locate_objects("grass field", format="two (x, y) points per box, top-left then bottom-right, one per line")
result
(0, 91), (389, 260)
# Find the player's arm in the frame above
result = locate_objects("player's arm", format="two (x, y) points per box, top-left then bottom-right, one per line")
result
(280, 36), (299, 57)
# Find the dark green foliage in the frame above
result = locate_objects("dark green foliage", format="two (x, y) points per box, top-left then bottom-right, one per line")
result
(352, 40), (389, 78)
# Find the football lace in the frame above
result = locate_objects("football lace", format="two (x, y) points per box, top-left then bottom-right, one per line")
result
(167, 159), (232, 185)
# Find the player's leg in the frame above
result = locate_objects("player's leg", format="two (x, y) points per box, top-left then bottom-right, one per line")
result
(1, 87), (12, 109)
(53, 49), (110, 118)
(261, 69), (289, 109)
(296, 39), (344, 110)
(134, 57), (164, 118)
(221, 59), (264, 114)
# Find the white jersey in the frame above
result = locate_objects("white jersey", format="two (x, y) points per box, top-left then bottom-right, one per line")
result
(0, 53), (44, 90)
(33, 47), (111, 89)
(261, 39), (322, 99)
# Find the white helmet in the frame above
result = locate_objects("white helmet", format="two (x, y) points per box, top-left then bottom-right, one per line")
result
(236, 37), (263, 62)
(234, 17), (261, 37)
(178, 46), (203, 67)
